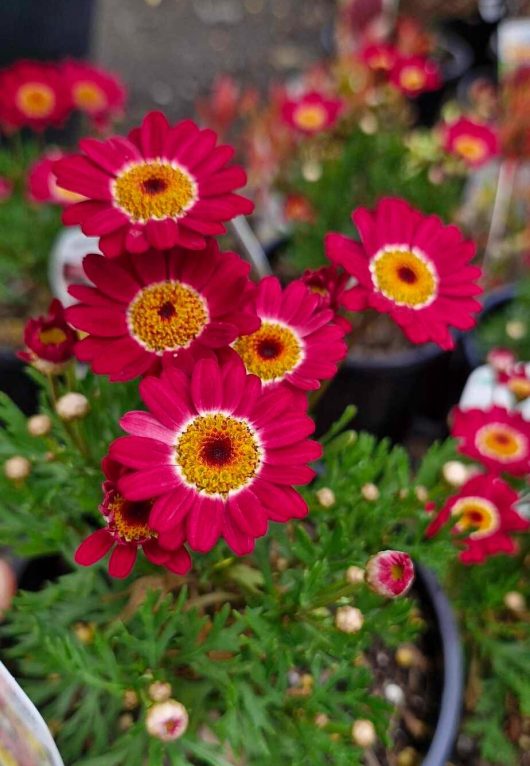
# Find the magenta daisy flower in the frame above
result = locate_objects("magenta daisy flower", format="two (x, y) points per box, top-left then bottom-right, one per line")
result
(443, 117), (499, 168)
(325, 197), (483, 350)
(54, 110), (254, 256)
(281, 91), (343, 135)
(109, 355), (320, 555)
(66, 242), (259, 381)
(365, 550), (415, 598)
(74, 458), (192, 578)
(231, 276), (347, 391)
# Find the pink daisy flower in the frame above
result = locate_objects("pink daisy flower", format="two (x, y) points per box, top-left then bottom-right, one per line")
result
(0, 60), (71, 132)
(301, 265), (352, 333)
(27, 149), (86, 206)
(62, 59), (126, 129)
(443, 117), (499, 168)
(231, 276), (347, 391)
(361, 43), (398, 73)
(66, 242), (259, 381)
(452, 405), (530, 477)
(325, 197), (483, 350)
(18, 299), (77, 374)
(54, 110), (254, 256)
(365, 550), (415, 598)
(75, 457), (192, 578)
(109, 355), (320, 555)
(426, 473), (529, 564)
(487, 347), (517, 378)
(390, 55), (441, 97)
(281, 91), (343, 135)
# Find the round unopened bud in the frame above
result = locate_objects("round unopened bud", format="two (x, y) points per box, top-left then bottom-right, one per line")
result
(146, 699), (189, 741)
(395, 644), (417, 669)
(442, 460), (469, 487)
(314, 713), (329, 728)
(384, 682), (405, 706)
(123, 689), (139, 710)
(335, 606), (364, 634)
(398, 488), (409, 500)
(359, 112), (378, 134)
(4, 456), (31, 482)
(345, 566), (364, 585)
(361, 483), (379, 501)
(119, 713), (134, 731)
(351, 719), (376, 748)
(397, 746), (420, 766)
(148, 681), (172, 702)
(414, 485), (428, 502)
(55, 392), (90, 421)
(74, 622), (95, 644)
(504, 591), (526, 614)
(316, 487), (335, 508)
(506, 320), (526, 340)
(27, 414), (52, 437)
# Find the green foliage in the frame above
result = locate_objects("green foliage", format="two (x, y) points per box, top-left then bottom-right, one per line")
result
(477, 278), (530, 361)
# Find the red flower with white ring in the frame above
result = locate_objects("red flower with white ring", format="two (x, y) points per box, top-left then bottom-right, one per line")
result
(426, 473), (529, 564)
(18, 299), (77, 373)
(231, 276), (347, 391)
(365, 550), (415, 598)
(74, 457), (192, 578)
(62, 59), (126, 129)
(452, 406), (530, 476)
(54, 110), (254, 256)
(281, 91), (343, 135)
(0, 61), (71, 131)
(444, 117), (499, 168)
(390, 55), (441, 97)
(325, 197), (482, 350)
(66, 242), (259, 381)
(109, 355), (320, 555)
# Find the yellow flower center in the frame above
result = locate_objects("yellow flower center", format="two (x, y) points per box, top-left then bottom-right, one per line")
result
(451, 496), (500, 539)
(370, 52), (393, 70)
(112, 161), (197, 222)
(39, 327), (68, 345)
(16, 82), (55, 118)
(233, 321), (303, 382)
(293, 103), (328, 131)
(390, 563), (405, 580)
(108, 493), (156, 543)
(507, 378), (530, 401)
(73, 81), (107, 111)
(453, 135), (487, 163)
(175, 413), (262, 496)
(370, 246), (438, 308)
(400, 66), (426, 92)
(475, 423), (527, 463)
(127, 281), (208, 354)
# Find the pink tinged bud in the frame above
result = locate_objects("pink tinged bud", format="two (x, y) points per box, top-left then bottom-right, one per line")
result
(335, 606), (364, 634)
(365, 550), (415, 598)
(146, 700), (189, 741)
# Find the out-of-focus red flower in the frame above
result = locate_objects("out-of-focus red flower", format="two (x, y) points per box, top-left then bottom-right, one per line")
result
(281, 91), (343, 135)
(443, 117), (499, 168)
(395, 16), (434, 57)
(390, 55), (441, 97)
(0, 60), (72, 132)
(284, 194), (316, 224)
(62, 59), (126, 130)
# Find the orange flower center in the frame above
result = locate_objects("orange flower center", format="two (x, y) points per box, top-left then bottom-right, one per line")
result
(128, 281), (208, 354)
(371, 246), (438, 308)
(108, 493), (156, 543)
(452, 135), (487, 163)
(176, 413), (261, 495)
(399, 66), (426, 92)
(113, 161), (197, 222)
(451, 496), (500, 539)
(233, 321), (303, 382)
(475, 423), (527, 463)
(390, 563), (405, 580)
(73, 81), (107, 112)
(16, 82), (55, 118)
(293, 103), (328, 131)
(507, 378), (530, 401)
(39, 327), (68, 345)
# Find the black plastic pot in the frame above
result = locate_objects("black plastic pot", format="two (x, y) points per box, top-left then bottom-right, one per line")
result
(415, 563), (464, 766)
(0, 348), (38, 416)
(461, 284), (514, 371)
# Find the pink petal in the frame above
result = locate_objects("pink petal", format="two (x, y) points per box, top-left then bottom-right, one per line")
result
(108, 545), (137, 578)
(74, 528), (113, 566)
(186, 495), (223, 552)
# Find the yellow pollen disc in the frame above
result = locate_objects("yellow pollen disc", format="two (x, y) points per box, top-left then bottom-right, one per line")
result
(475, 423), (527, 462)
(73, 81), (107, 111)
(453, 135), (487, 162)
(293, 104), (328, 131)
(308, 284), (329, 297)
(128, 281), (208, 354)
(371, 247), (437, 308)
(40, 327), (67, 345)
(108, 495), (156, 543)
(176, 413), (261, 496)
(233, 321), (303, 382)
(400, 66), (426, 91)
(113, 161), (197, 222)
(390, 564), (404, 580)
(16, 82), (55, 118)
(451, 496), (500, 539)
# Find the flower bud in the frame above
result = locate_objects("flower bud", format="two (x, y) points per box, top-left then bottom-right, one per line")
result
(351, 719), (376, 748)
(345, 566), (364, 585)
(4, 456), (31, 482)
(395, 644), (417, 669)
(56, 392), (90, 421)
(316, 487), (335, 508)
(414, 485), (428, 502)
(442, 460), (468, 487)
(314, 713), (329, 728)
(361, 483), (379, 501)
(365, 550), (414, 599)
(74, 622), (95, 644)
(335, 606), (364, 634)
(119, 713), (134, 731)
(504, 591), (526, 614)
(146, 699), (189, 741)
(148, 681), (172, 702)
(27, 414), (52, 437)
(123, 689), (139, 710)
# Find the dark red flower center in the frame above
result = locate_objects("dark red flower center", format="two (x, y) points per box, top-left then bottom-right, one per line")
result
(467, 510), (484, 524)
(142, 177), (168, 195)
(492, 433), (510, 445)
(120, 499), (151, 526)
(165, 718), (181, 735)
(158, 301), (176, 320)
(202, 436), (234, 466)
(257, 338), (282, 359)
(397, 266), (418, 284)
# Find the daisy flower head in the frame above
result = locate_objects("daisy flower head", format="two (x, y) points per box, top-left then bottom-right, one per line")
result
(365, 550), (415, 598)
(325, 196), (483, 350)
(390, 55), (441, 98)
(0, 60), (71, 132)
(18, 299), (77, 374)
(452, 405), (530, 477)
(281, 91), (343, 136)
(27, 149), (86, 206)
(54, 110), (254, 256)
(301, 265), (351, 332)
(426, 473), (529, 564)
(66, 241), (259, 381)
(109, 355), (320, 556)
(75, 457), (192, 579)
(62, 59), (126, 129)
(231, 276), (348, 391)
(360, 43), (398, 74)
(444, 117), (499, 168)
